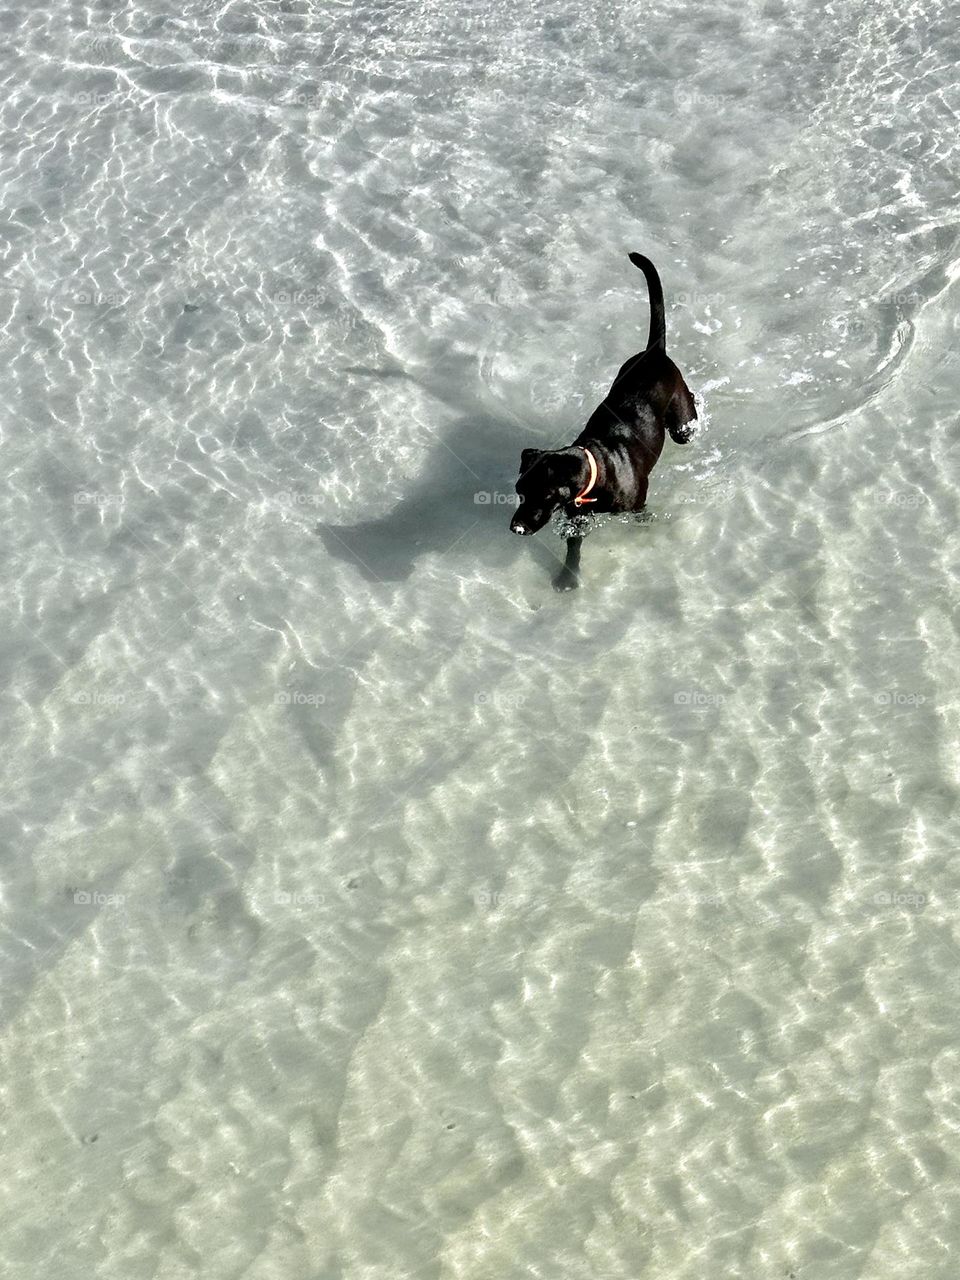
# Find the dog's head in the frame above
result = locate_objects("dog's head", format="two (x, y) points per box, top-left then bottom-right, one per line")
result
(510, 448), (581, 536)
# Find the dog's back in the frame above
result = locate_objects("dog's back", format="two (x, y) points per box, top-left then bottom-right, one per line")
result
(601, 254), (697, 445)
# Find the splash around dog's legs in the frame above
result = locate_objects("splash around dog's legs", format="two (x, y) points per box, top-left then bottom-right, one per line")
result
(553, 535), (582, 592)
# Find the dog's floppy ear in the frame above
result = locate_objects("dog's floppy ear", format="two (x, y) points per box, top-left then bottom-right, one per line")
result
(520, 448), (543, 472)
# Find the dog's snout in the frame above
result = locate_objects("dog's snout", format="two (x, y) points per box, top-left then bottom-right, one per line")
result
(511, 520), (531, 535)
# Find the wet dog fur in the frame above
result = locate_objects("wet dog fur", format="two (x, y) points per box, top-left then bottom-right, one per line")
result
(510, 253), (696, 590)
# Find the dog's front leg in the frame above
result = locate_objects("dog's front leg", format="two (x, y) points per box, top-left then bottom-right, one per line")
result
(553, 535), (582, 592)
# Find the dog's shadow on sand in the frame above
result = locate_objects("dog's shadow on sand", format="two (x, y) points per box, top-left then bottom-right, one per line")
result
(315, 367), (564, 583)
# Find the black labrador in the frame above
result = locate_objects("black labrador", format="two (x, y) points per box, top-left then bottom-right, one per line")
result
(510, 252), (696, 590)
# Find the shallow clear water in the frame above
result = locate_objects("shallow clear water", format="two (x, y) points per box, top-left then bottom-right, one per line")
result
(2, 1), (959, 1276)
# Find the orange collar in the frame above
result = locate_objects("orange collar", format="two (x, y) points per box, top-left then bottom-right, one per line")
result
(573, 446), (599, 507)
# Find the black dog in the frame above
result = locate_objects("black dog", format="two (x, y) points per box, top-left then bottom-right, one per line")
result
(510, 253), (696, 590)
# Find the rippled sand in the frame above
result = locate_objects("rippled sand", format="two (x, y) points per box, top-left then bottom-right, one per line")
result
(1, 0), (959, 1276)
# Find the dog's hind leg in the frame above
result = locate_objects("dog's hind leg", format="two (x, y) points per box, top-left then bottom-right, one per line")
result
(666, 384), (698, 444)
(553, 536), (582, 592)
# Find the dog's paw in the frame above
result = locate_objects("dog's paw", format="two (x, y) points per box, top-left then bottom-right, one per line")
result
(552, 569), (581, 592)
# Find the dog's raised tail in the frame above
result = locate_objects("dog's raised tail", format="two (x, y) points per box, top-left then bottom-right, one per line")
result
(628, 252), (665, 352)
